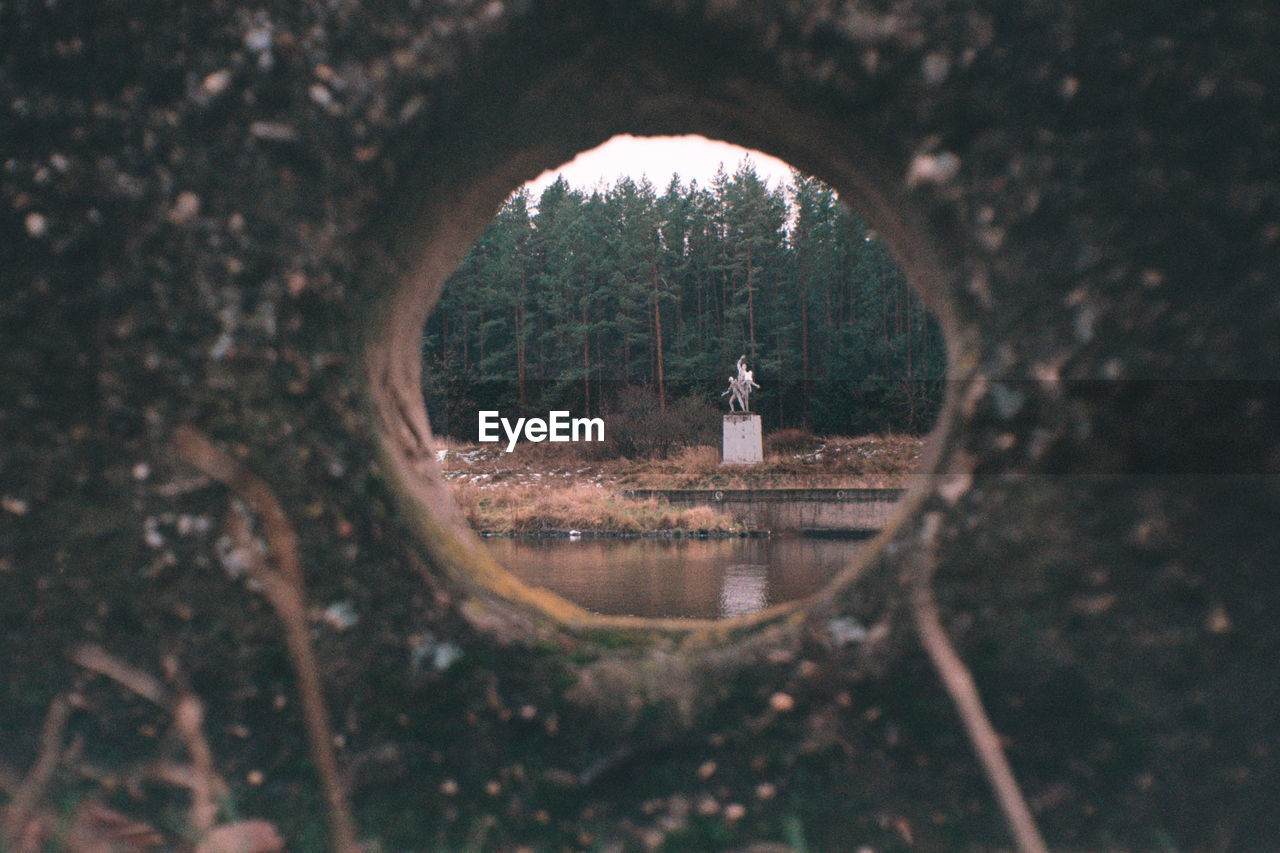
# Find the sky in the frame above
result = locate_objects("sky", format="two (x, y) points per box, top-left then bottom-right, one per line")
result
(522, 134), (797, 197)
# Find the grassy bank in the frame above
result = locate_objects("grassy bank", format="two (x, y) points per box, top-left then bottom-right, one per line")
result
(439, 434), (926, 534)
(452, 482), (738, 534)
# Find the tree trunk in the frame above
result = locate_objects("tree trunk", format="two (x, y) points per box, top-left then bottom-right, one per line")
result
(582, 301), (590, 415)
(517, 263), (527, 407)
(651, 244), (666, 410)
(746, 240), (756, 356)
(799, 247), (810, 407)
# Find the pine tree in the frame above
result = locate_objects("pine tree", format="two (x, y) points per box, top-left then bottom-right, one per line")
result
(424, 165), (946, 439)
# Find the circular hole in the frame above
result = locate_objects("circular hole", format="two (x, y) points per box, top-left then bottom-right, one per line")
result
(426, 137), (947, 620)
(364, 63), (958, 636)
(413, 137), (949, 624)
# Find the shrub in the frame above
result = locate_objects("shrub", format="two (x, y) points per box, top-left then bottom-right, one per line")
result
(766, 427), (818, 454)
(605, 387), (718, 459)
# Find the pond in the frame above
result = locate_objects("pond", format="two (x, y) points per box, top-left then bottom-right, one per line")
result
(484, 535), (869, 619)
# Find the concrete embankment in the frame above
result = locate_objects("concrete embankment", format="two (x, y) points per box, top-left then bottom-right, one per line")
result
(624, 488), (905, 534)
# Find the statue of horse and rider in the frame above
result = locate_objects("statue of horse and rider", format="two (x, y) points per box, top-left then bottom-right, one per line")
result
(722, 355), (760, 413)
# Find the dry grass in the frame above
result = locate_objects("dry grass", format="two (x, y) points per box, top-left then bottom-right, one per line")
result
(435, 433), (927, 532)
(611, 435), (928, 490)
(430, 434), (476, 453)
(449, 481), (736, 534)
(764, 427), (817, 454)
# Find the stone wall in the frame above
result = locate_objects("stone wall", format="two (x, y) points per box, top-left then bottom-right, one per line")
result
(629, 488), (904, 533)
(2, 1), (1278, 849)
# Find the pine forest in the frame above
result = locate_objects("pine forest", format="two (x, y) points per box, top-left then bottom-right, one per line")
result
(423, 161), (946, 441)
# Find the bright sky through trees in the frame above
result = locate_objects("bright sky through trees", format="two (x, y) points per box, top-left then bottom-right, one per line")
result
(523, 134), (796, 196)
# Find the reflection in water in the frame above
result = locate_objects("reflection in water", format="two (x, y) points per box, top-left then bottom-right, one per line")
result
(721, 564), (768, 619)
(484, 536), (866, 619)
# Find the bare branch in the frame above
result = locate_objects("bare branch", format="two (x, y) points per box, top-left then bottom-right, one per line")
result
(71, 646), (229, 834)
(910, 553), (1049, 853)
(67, 799), (166, 852)
(71, 644), (170, 707)
(172, 425), (302, 588)
(172, 424), (360, 853)
(151, 761), (206, 791)
(2, 695), (72, 848)
(163, 656), (226, 835)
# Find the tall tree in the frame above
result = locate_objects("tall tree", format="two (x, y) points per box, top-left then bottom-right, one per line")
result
(423, 167), (946, 438)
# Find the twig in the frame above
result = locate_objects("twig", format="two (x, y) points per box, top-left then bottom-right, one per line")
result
(172, 426), (302, 588)
(172, 424), (361, 853)
(71, 644), (170, 707)
(2, 695), (72, 848)
(71, 644), (228, 833)
(163, 656), (224, 834)
(151, 761), (208, 792)
(910, 554), (1050, 853)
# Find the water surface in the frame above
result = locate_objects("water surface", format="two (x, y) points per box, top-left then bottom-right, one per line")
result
(486, 536), (867, 619)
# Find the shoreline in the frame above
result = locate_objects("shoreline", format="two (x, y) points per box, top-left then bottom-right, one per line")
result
(477, 527), (772, 540)
(441, 434), (924, 535)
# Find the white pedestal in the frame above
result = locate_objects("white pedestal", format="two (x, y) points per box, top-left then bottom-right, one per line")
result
(722, 413), (763, 465)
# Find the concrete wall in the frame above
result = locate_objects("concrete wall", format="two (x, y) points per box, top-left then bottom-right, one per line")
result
(629, 488), (905, 533)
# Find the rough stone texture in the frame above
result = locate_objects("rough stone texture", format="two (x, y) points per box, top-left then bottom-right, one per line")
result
(2, 1), (1279, 849)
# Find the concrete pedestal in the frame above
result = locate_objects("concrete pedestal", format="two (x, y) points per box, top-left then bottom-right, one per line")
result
(722, 413), (763, 465)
